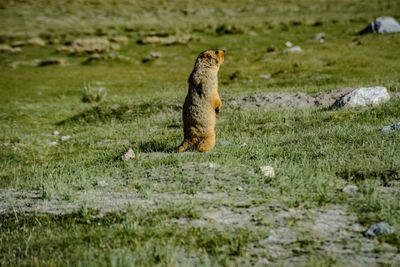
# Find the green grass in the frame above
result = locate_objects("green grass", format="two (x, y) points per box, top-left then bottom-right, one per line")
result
(1, 0), (400, 266)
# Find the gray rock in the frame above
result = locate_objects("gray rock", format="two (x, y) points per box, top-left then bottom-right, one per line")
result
(363, 222), (394, 238)
(260, 165), (275, 177)
(259, 74), (272, 80)
(236, 186), (244, 191)
(95, 180), (109, 187)
(313, 32), (326, 43)
(343, 185), (358, 194)
(381, 122), (400, 133)
(142, 52), (161, 63)
(60, 135), (71, 142)
(331, 86), (390, 109)
(121, 147), (135, 161)
(360, 16), (400, 34)
(282, 46), (302, 53)
(49, 141), (59, 146)
(52, 130), (60, 136)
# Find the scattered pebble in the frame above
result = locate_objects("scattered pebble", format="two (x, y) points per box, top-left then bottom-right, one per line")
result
(236, 186), (244, 191)
(60, 135), (71, 142)
(208, 162), (218, 169)
(381, 122), (400, 133)
(285, 41), (293, 48)
(121, 147), (135, 161)
(313, 32), (326, 43)
(219, 140), (231, 146)
(260, 165), (275, 177)
(259, 74), (272, 80)
(342, 185), (358, 194)
(282, 46), (302, 53)
(142, 52), (161, 63)
(53, 131), (60, 136)
(95, 180), (109, 188)
(49, 141), (59, 146)
(363, 222), (394, 238)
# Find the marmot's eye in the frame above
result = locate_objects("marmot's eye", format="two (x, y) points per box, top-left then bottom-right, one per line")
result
(215, 50), (219, 55)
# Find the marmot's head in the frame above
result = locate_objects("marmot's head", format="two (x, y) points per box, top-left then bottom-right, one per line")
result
(195, 49), (225, 68)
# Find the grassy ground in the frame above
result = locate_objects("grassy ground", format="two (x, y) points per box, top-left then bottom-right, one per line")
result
(1, 0), (400, 266)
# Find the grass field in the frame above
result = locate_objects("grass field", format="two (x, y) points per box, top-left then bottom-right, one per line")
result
(1, 0), (400, 266)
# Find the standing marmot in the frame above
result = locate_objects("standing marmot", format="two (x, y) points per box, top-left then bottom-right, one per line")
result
(176, 49), (225, 152)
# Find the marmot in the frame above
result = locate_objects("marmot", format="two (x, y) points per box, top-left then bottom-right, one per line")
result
(176, 49), (225, 152)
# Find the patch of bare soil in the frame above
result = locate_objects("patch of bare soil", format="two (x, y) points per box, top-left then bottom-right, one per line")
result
(228, 89), (399, 109)
(0, 188), (229, 215)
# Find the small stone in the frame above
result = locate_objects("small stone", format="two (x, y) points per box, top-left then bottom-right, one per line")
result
(60, 135), (71, 142)
(53, 131), (60, 136)
(285, 41), (293, 48)
(95, 180), (108, 187)
(381, 122), (400, 133)
(363, 222), (393, 238)
(343, 185), (358, 194)
(49, 141), (59, 146)
(241, 142), (248, 147)
(260, 165), (275, 177)
(259, 74), (272, 80)
(282, 46), (302, 53)
(208, 162), (217, 169)
(142, 52), (161, 63)
(121, 147), (135, 161)
(220, 140), (231, 146)
(236, 186), (244, 191)
(313, 32), (326, 43)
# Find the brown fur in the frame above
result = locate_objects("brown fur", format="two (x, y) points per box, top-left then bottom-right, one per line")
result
(176, 49), (225, 152)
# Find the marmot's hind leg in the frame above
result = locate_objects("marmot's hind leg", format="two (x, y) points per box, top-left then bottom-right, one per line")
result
(175, 138), (194, 153)
(197, 132), (215, 152)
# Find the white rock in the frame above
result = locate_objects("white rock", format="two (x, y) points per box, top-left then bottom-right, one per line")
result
(259, 74), (272, 80)
(282, 46), (302, 53)
(208, 162), (217, 168)
(236, 186), (244, 191)
(260, 165), (275, 177)
(285, 41), (293, 48)
(331, 86), (390, 109)
(49, 141), (59, 146)
(60, 135), (71, 142)
(342, 185), (358, 194)
(360, 16), (400, 34)
(95, 180), (108, 187)
(53, 130), (60, 136)
(121, 147), (135, 161)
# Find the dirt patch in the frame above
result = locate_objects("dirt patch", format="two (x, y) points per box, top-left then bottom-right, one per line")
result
(0, 189), (229, 215)
(228, 89), (399, 109)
